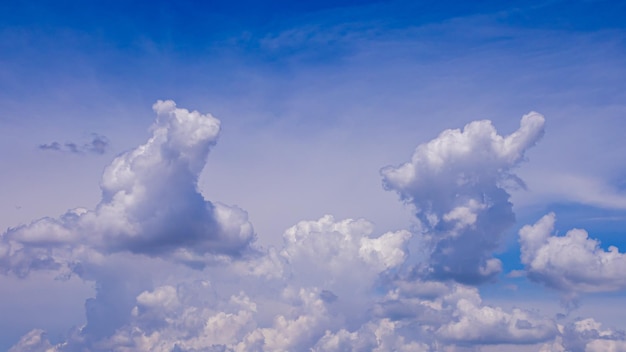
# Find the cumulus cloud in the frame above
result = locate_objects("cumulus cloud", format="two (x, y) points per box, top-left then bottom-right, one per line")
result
(2, 207), (564, 351)
(519, 213), (626, 293)
(2, 100), (255, 277)
(279, 215), (410, 282)
(1, 100), (418, 350)
(4, 105), (626, 351)
(0, 100), (259, 347)
(436, 298), (556, 344)
(7, 329), (54, 352)
(540, 318), (626, 352)
(39, 134), (110, 155)
(381, 112), (545, 283)
(13, 276), (560, 351)
(313, 318), (431, 352)
(276, 215), (412, 330)
(372, 280), (558, 347)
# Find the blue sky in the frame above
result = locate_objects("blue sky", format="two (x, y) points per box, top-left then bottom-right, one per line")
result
(1, 0), (626, 351)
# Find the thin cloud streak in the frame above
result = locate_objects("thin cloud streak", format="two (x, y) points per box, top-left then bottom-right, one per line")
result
(38, 134), (110, 155)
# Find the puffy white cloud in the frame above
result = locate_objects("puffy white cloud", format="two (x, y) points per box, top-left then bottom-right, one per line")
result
(519, 213), (626, 292)
(1, 209), (414, 351)
(65, 284), (329, 352)
(585, 339), (626, 352)
(280, 215), (410, 281)
(32, 271), (559, 351)
(540, 318), (626, 352)
(7, 215), (564, 351)
(359, 229), (411, 270)
(136, 285), (180, 311)
(1, 100), (255, 276)
(8, 329), (54, 352)
(313, 318), (430, 352)
(0, 101), (258, 347)
(436, 297), (557, 344)
(381, 112), (545, 283)
(89, 99), (254, 259)
(276, 215), (412, 329)
(375, 280), (558, 347)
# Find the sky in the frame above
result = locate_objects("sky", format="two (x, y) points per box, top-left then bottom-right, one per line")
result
(1, 0), (626, 351)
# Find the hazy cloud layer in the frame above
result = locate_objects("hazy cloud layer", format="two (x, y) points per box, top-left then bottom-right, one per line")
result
(2, 103), (625, 351)
(381, 112), (546, 284)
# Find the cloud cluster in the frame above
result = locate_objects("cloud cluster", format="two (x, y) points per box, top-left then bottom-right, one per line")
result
(519, 212), (626, 293)
(2, 100), (255, 277)
(381, 112), (545, 284)
(39, 134), (110, 155)
(6, 271), (560, 351)
(2, 103), (625, 351)
(279, 215), (410, 286)
(540, 318), (626, 352)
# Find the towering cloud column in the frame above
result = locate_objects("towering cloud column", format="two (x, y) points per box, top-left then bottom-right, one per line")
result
(382, 112), (545, 283)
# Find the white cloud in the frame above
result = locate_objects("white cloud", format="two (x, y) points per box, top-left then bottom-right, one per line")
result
(540, 318), (626, 352)
(136, 285), (180, 311)
(7, 329), (54, 352)
(68, 284), (330, 352)
(519, 213), (626, 292)
(280, 215), (410, 283)
(25, 274), (560, 351)
(0, 101), (259, 346)
(274, 215), (412, 331)
(585, 339), (626, 352)
(4, 215), (565, 351)
(3, 103), (625, 351)
(375, 281), (558, 347)
(381, 112), (545, 283)
(436, 298), (557, 344)
(1, 100), (255, 276)
(313, 318), (431, 352)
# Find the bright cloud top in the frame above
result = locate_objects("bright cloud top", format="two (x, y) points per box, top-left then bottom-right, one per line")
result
(381, 112), (545, 284)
